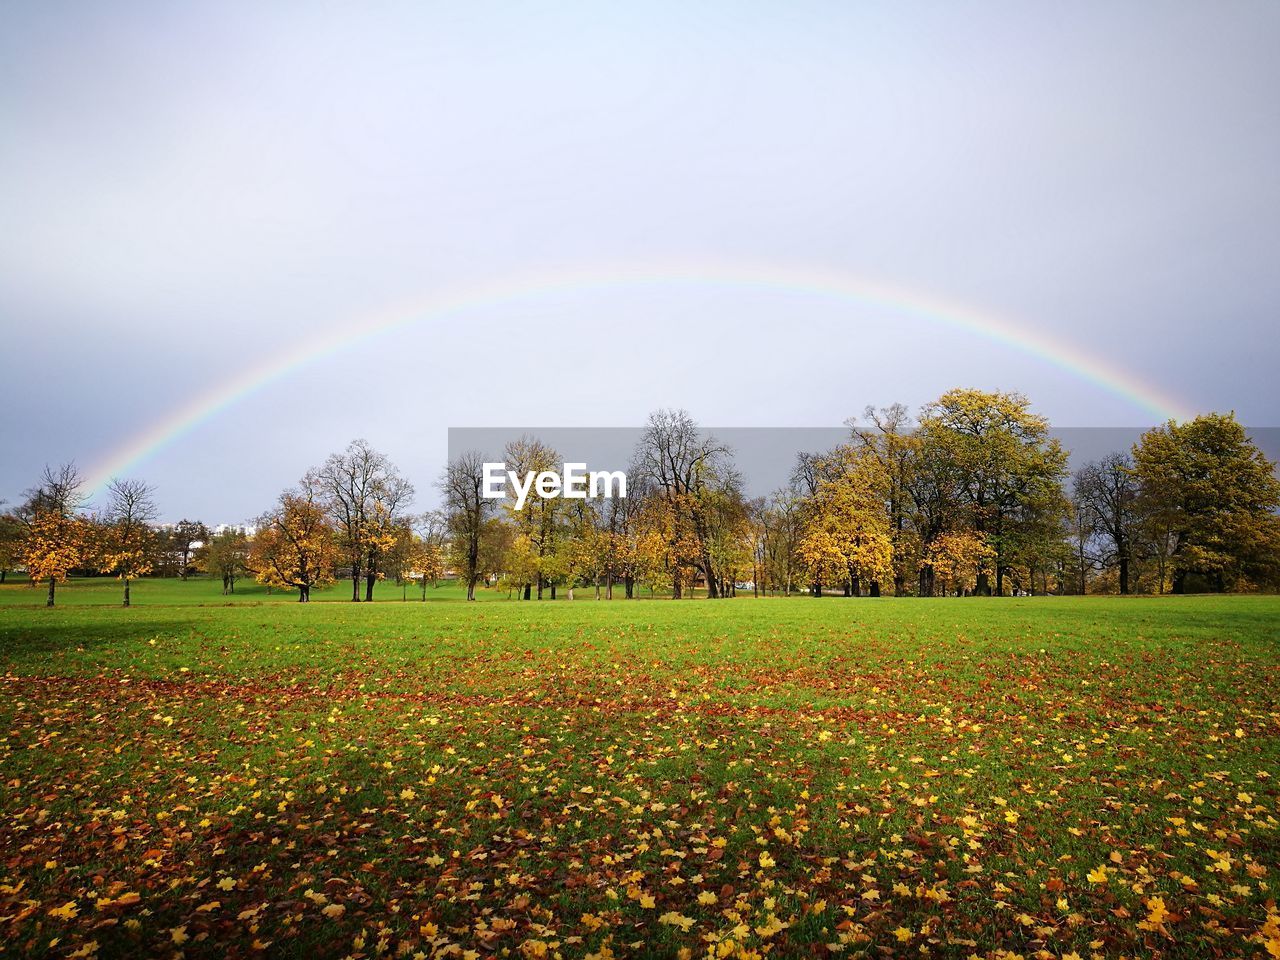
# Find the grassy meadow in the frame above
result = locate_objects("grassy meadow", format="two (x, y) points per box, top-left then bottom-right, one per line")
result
(1, 583), (1278, 959)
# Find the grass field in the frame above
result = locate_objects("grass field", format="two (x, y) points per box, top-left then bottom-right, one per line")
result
(1, 585), (1278, 959)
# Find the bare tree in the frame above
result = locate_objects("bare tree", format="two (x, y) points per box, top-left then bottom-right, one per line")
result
(1072, 452), (1140, 594)
(19, 463), (88, 521)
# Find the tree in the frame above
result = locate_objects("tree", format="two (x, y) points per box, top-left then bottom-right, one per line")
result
(97, 478), (158, 607)
(757, 489), (804, 595)
(922, 531), (995, 596)
(1072, 453), (1141, 594)
(403, 530), (447, 600)
(305, 439), (414, 602)
(633, 409), (739, 598)
(17, 463), (90, 607)
(917, 389), (1069, 595)
(797, 445), (894, 597)
(1064, 485), (1096, 595)
(850, 404), (922, 595)
(200, 527), (250, 595)
(502, 436), (564, 599)
(606, 475), (653, 598)
(441, 451), (494, 601)
(171, 519), (210, 580)
(0, 509), (22, 584)
(1132, 413), (1280, 593)
(249, 490), (338, 601)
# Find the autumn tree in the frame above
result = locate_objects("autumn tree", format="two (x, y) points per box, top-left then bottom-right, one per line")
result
(200, 527), (250, 595)
(565, 500), (613, 599)
(605, 475), (652, 598)
(633, 409), (739, 598)
(850, 403), (922, 595)
(502, 436), (565, 599)
(917, 389), (1068, 595)
(757, 488), (804, 595)
(97, 478), (158, 607)
(922, 531), (995, 596)
(797, 445), (894, 597)
(250, 490), (338, 601)
(441, 451), (495, 601)
(306, 439), (414, 602)
(0, 509), (21, 584)
(1133, 413), (1280, 593)
(403, 524), (447, 601)
(17, 463), (90, 607)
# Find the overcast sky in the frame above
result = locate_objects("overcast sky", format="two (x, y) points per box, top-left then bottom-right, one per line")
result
(2, 1), (1278, 520)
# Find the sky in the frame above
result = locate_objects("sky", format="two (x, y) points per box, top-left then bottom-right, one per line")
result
(1, 1), (1278, 521)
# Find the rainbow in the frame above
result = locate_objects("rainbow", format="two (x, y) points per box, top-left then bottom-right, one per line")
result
(82, 259), (1195, 497)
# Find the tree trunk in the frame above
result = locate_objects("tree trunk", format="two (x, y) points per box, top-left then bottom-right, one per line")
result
(123, 578), (131, 608)
(299, 584), (310, 602)
(703, 555), (720, 598)
(870, 581), (880, 597)
(365, 570), (375, 602)
(47, 577), (55, 607)
(1171, 568), (1185, 595)
(351, 568), (361, 602)
(624, 575), (634, 599)
(550, 584), (557, 600)
(605, 574), (613, 600)
(1, 569), (6, 583)
(1118, 552), (1130, 595)
(537, 574), (544, 600)
(975, 571), (991, 596)
(466, 576), (477, 601)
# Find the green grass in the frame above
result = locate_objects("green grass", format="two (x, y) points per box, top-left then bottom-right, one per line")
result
(1, 588), (1278, 959)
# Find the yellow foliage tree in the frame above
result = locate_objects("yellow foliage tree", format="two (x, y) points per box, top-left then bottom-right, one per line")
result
(23, 510), (91, 607)
(798, 446), (894, 596)
(19, 463), (90, 607)
(249, 491), (338, 602)
(404, 534), (446, 600)
(922, 531), (995, 596)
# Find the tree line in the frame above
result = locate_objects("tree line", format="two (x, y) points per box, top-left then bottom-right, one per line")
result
(4, 389), (1278, 605)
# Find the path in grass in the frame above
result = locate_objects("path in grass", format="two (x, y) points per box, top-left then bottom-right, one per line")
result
(2, 596), (1278, 958)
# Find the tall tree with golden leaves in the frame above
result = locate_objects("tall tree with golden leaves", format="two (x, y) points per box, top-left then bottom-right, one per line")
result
(797, 445), (894, 596)
(18, 463), (90, 607)
(250, 490), (338, 602)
